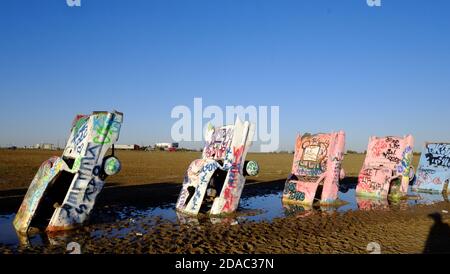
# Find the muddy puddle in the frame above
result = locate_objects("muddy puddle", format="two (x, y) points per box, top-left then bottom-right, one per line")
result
(0, 184), (448, 251)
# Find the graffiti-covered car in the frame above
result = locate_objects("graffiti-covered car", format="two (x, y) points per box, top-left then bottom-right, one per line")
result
(282, 131), (346, 205)
(356, 135), (415, 199)
(176, 118), (259, 216)
(13, 111), (124, 233)
(413, 143), (450, 194)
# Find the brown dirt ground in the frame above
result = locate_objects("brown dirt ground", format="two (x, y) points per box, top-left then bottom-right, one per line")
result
(1, 199), (448, 254)
(0, 149), (419, 191)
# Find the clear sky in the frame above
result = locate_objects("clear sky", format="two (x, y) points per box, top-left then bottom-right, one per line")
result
(1, 0), (449, 152)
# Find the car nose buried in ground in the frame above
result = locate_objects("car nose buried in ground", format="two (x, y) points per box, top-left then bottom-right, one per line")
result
(413, 142), (450, 195)
(176, 118), (259, 216)
(356, 135), (415, 200)
(282, 131), (346, 206)
(13, 110), (124, 234)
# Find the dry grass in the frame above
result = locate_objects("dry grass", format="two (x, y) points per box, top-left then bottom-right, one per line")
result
(0, 149), (420, 191)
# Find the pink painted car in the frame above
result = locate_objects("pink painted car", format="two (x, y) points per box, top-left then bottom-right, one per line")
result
(356, 135), (415, 199)
(176, 118), (259, 216)
(283, 131), (346, 205)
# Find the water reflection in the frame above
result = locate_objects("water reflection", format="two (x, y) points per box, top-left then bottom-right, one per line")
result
(283, 203), (313, 218)
(14, 226), (91, 249)
(176, 212), (239, 226)
(356, 197), (390, 211)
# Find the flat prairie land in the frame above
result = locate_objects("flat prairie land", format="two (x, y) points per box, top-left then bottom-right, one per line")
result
(0, 149), (420, 191)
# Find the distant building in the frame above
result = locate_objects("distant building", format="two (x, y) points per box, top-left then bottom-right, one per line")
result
(35, 143), (55, 150)
(155, 143), (179, 151)
(115, 144), (140, 150)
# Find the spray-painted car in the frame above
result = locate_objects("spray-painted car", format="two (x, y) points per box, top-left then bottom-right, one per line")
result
(13, 111), (123, 233)
(282, 131), (346, 206)
(413, 142), (450, 194)
(176, 118), (259, 216)
(356, 135), (414, 199)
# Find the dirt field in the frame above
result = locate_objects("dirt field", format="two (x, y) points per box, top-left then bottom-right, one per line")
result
(1, 198), (448, 254)
(0, 149), (420, 191)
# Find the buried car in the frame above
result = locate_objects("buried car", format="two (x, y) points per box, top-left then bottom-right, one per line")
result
(356, 135), (415, 199)
(413, 142), (450, 194)
(13, 111), (123, 233)
(176, 118), (259, 216)
(282, 131), (346, 206)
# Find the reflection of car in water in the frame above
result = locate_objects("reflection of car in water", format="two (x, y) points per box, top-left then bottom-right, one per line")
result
(282, 202), (339, 218)
(176, 118), (259, 216)
(14, 225), (90, 250)
(283, 203), (313, 218)
(356, 196), (410, 211)
(13, 111), (124, 234)
(176, 212), (238, 226)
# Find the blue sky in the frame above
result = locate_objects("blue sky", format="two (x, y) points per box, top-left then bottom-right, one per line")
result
(0, 0), (449, 152)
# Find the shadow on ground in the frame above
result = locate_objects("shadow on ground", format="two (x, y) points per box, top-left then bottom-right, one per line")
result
(423, 213), (450, 254)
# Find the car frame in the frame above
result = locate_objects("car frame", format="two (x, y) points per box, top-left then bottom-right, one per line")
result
(176, 118), (259, 216)
(413, 142), (450, 194)
(282, 131), (346, 206)
(356, 135), (415, 199)
(13, 110), (124, 233)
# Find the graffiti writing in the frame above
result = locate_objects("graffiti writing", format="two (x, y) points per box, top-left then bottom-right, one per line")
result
(83, 178), (98, 202)
(71, 115), (89, 135)
(93, 114), (121, 145)
(189, 161), (219, 211)
(371, 137), (402, 164)
(397, 146), (413, 175)
(13, 157), (66, 231)
(382, 137), (401, 164)
(176, 176), (190, 208)
(425, 143), (450, 168)
(222, 145), (244, 212)
(331, 154), (343, 186)
(227, 146), (244, 188)
(71, 122), (88, 154)
(283, 181), (305, 201)
(61, 143), (101, 219)
(358, 169), (384, 192)
(296, 135), (329, 176)
(371, 139), (388, 157)
(416, 168), (443, 188)
(204, 127), (234, 160)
